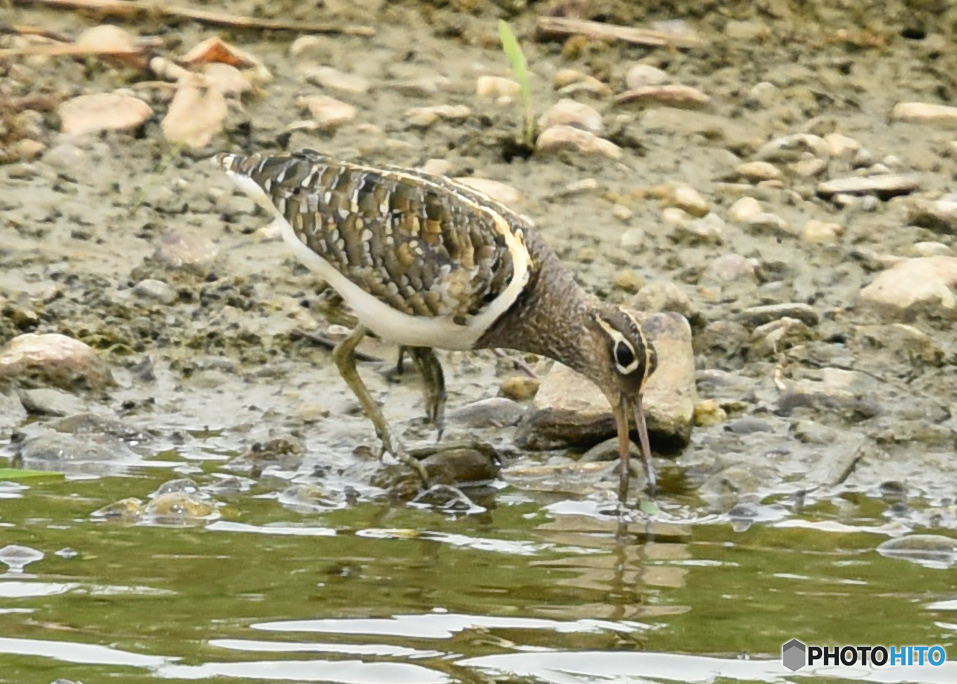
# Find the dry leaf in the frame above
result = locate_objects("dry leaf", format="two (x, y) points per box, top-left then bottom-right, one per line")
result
(181, 37), (271, 82)
(58, 93), (152, 135)
(161, 79), (227, 148)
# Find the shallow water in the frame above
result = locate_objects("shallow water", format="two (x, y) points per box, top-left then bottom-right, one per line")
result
(2, 465), (956, 684)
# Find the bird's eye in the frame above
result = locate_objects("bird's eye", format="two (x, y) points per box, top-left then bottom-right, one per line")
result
(614, 340), (636, 372)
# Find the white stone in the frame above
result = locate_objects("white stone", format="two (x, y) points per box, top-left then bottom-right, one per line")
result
(536, 125), (622, 160)
(476, 75), (521, 100)
(298, 95), (357, 129)
(892, 102), (957, 128)
(620, 227), (645, 249)
(625, 64), (668, 89)
(824, 132), (861, 157)
(453, 177), (522, 205)
(728, 196), (763, 223)
(746, 81), (779, 108)
(661, 207), (692, 227)
(537, 99), (602, 133)
(670, 185), (709, 217)
(858, 256), (957, 314)
(735, 160), (783, 182)
(800, 219), (843, 244)
(405, 104), (470, 127)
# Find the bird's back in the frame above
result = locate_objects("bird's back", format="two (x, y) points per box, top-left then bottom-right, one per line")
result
(217, 149), (535, 349)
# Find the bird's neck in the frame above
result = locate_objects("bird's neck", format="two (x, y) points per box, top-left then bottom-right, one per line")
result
(475, 228), (598, 375)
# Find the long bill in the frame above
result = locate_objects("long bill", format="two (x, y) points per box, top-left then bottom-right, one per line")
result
(613, 395), (657, 502)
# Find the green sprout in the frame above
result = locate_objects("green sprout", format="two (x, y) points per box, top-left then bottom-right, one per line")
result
(498, 19), (535, 148)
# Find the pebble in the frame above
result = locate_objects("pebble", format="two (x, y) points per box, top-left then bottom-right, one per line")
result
(817, 174), (920, 200)
(907, 198), (957, 234)
(619, 227), (645, 249)
(537, 99), (602, 134)
(728, 196), (763, 223)
(151, 231), (220, 271)
(476, 75), (521, 100)
(17, 388), (86, 416)
(911, 241), (952, 257)
(661, 206), (692, 228)
(735, 303), (820, 328)
(305, 66), (369, 94)
(701, 254), (757, 283)
(756, 134), (829, 162)
(744, 211), (792, 237)
(447, 397), (527, 428)
(857, 256), (957, 316)
(613, 270), (644, 293)
(615, 84), (710, 109)
(76, 24), (135, 51)
(298, 95), (358, 129)
(625, 64), (668, 89)
(800, 219), (843, 244)
(611, 204), (634, 222)
(405, 104), (470, 127)
(693, 399), (727, 427)
(735, 161), (783, 182)
(145, 492), (218, 525)
(453, 177), (522, 205)
(892, 101), (957, 128)
(500, 375), (540, 401)
(633, 280), (703, 326)
(824, 132), (861, 157)
(669, 185), (709, 217)
(58, 93), (152, 136)
(746, 81), (780, 109)
(790, 158), (827, 177)
(420, 446), (500, 487)
(556, 76), (612, 98)
(678, 213), (725, 244)
(536, 125), (622, 160)
(19, 432), (135, 464)
(133, 279), (177, 304)
(420, 158), (451, 176)
(92, 497), (144, 522)
(0, 333), (115, 392)
(289, 35), (338, 60)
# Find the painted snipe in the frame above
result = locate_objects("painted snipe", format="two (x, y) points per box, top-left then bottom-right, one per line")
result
(216, 149), (658, 500)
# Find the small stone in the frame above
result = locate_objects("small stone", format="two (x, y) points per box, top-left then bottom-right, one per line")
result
(694, 399), (727, 427)
(59, 93), (152, 136)
(824, 132), (861, 157)
(661, 206), (692, 228)
(500, 375), (540, 401)
(17, 388), (86, 416)
(907, 198), (957, 234)
(447, 397), (527, 428)
(745, 212), (792, 236)
(735, 161), (783, 182)
(19, 432), (135, 464)
(912, 241), (952, 257)
(756, 134), (829, 162)
(728, 196), (763, 223)
(420, 158), (452, 176)
(146, 492), (218, 524)
(613, 270), (644, 293)
(556, 77), (612, 98)
(615, 84), (710, 109)
(404, 104), (470, 127)
(790, 157), (828, 177)
(678, 213), (725, 244)
(133, 279), (177, 304)
(76, 24), (135, 52)
(736, 303), (820, 328)
(0, 333), (115, 392)
(892, 101), (957, 128)
(453, 177), (522, 205)
(420, 446), (500, 487)
(305, 66), (369, 94)
(612, 204), (634, 222)
(724, 20), (770, 40)
(633, 280), (702, 325)
(298, 95), (358, 129)
(800, 219), (843, 244)
(746, 81), (780, 108)
(476, 75), (521, 100)
(289, 35), (338, 60)
(12, 139), (45, 161)
(702, 254), (756, 283)
(817, 175), (920, 200)
(92, 497), (144, 522)
(625, 64), (668, 89)
(858, 256), (957, 316)
(619, 227), (645, 249)
(553, 68), (587, 89)
(537, 99), (602, 134)
(670, 185), (709, 217)
(851, 147), (874, 168)
(151, 231), (220, 271)
(536, 125), (622, 160)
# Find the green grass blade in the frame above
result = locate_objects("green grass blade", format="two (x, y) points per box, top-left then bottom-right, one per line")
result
(498, 20), (535, 146)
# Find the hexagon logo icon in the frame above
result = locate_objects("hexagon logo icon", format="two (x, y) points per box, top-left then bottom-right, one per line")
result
(782, 639), (807, 671)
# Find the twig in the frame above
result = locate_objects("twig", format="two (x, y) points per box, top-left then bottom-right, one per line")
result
(10, 0), (376, 36)
(290, 329), (382, 363)
(0, 23), (74, 42)
(536, 16), (704, 49)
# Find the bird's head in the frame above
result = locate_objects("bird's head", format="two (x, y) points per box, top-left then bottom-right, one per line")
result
(581, 304), (658, 497)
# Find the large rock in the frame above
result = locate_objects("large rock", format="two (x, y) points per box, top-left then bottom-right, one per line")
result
(858, 256), (957, 318)
(0, 333), (115, 392)
(516, 312), (695, 453)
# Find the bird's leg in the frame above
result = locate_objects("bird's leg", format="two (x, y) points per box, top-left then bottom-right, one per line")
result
(332, 325), (429, 486)
(407, 347), (447, 441)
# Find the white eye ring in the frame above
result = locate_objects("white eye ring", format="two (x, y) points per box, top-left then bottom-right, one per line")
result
(596, 317), (642, 375)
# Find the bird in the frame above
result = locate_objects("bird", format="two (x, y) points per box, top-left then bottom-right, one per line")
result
(215, 149), (659, 501)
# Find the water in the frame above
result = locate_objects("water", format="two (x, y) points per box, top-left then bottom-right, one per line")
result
(1, 469), (956, 684)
